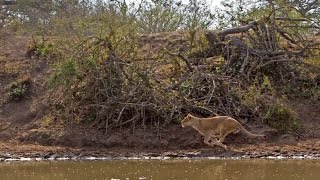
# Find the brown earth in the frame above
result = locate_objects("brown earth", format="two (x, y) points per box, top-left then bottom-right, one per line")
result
(0, 34), (319, 159)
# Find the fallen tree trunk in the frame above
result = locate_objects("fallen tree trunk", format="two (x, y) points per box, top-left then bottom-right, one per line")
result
(0, 0), (16, 5)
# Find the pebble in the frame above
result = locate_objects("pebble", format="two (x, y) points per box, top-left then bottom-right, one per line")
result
(0, 152), (320, 161)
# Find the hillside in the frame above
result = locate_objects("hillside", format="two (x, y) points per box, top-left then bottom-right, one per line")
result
(0, 32), (320, 159)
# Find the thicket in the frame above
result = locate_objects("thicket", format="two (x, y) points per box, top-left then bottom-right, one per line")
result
(1, 0), (319, 133)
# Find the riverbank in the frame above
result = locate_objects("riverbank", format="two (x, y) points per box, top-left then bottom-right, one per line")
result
(1, 35), (319, 162)
(1, 138), (320, 161)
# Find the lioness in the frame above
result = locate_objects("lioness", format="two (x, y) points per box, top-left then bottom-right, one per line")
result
(181, 114), (266, 150)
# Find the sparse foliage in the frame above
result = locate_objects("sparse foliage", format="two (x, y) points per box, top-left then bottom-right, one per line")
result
(3, 0), (319, 134)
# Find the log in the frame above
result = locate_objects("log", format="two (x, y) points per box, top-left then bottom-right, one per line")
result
(219, 21), (257, 40)
(0, 0), (16, 5)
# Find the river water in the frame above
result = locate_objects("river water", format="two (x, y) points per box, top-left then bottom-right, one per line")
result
(0, 159), (319, 180)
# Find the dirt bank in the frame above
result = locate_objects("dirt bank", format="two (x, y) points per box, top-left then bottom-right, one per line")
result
(0, 120), (319, 159)
(0, 35), (320, 159)
(1, 138), (320, 160)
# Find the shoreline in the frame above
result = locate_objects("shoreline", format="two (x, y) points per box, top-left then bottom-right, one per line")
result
(1, 149), (320, 162)
(1, 137), (320, 162)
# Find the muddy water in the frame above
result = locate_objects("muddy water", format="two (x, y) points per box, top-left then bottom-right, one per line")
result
(0, 159), (320, 180)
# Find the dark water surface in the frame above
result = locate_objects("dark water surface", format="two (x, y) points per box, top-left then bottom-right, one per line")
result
(0, 159), (319, 180)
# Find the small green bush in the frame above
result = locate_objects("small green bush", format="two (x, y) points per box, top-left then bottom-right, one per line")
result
(237, 76), (274, 110)
(280, 79), (320, 101)
(27, 38), (54, 58)
(8, 79), (31, 101)
(35, 41), (54, 57)
(264, 103), (300, 133)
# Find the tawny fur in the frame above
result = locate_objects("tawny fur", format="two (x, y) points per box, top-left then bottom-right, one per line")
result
(181, 114), (265, 150)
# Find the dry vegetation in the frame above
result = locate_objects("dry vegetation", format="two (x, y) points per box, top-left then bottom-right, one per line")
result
(0, 0), (319, 139)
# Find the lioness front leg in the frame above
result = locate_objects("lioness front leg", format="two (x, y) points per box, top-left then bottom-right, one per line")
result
(203, 134), (215, 147)
(204, 134), (227, 150)
(210, 137), (228, 150)
(218, 130), (233, 144)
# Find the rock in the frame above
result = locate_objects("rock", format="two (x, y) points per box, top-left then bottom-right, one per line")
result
(278, 134), (297, 144)
(43, 152), (54, 159)
(0, 132), (11, 140)
(21, 130), (54, 145)
(102, 134), (123, 147)
(160, 140), (169, 147)
(263, 128), (278, 137)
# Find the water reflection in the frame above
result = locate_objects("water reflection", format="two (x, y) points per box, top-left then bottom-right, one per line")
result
(0, 159), (319, 180)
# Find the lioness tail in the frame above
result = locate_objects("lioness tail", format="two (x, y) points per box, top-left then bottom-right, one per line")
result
(238, 123), (265, 138)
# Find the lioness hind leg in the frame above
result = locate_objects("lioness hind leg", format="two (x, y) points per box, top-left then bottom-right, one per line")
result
(218, 133), (228, 143)
(233, 129), (240, 134)
(218, 129), (233, 143)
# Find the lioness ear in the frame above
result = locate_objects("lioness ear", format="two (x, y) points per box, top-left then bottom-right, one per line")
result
(187, 113), (192, 117)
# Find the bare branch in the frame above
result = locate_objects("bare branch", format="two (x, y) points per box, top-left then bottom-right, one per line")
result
(219, 21), (257, 40)
(167, 51), (194, 72)
(275, 17), (309, 21)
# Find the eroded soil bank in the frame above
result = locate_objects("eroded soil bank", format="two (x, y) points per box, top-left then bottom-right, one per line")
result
(1, 36), (320, 161)
(0, 127), (320, 161)
(1, 140), (320, 161)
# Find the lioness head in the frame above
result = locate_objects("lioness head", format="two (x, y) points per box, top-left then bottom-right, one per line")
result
(181, 114), (194, 127)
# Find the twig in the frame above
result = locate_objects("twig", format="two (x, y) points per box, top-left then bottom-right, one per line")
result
(166, 51), (194, 72)
(166, 70), (191, 90)
(240, 47), (250, 75)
